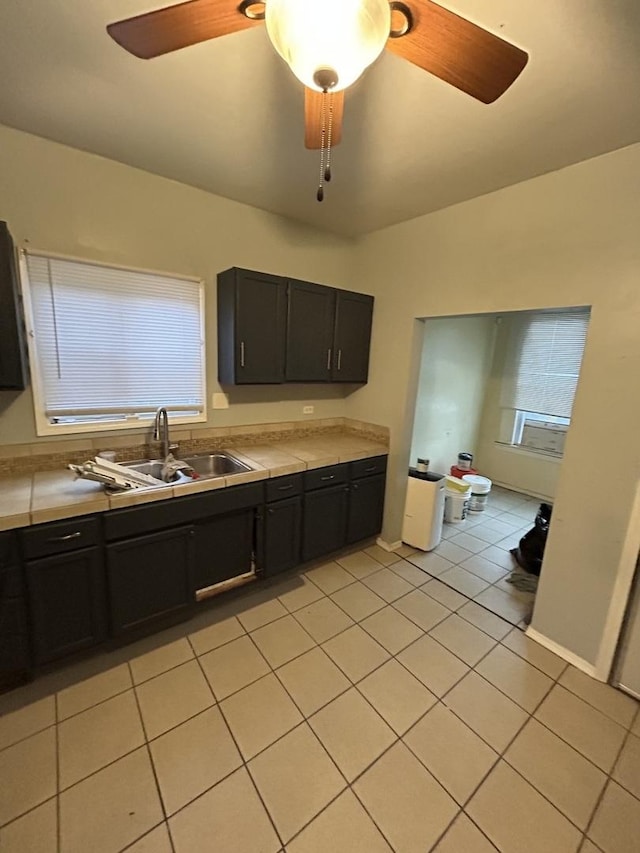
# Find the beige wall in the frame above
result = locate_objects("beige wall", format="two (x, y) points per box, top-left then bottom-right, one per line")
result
(474, 316), (562, 500)
(0, 125), (357, 445)
(410, 316), (496, 476)
(347, 143), (640, 667)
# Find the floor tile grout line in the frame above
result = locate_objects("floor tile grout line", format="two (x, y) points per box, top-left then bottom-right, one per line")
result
(54, 691), (61, 853)
(127, 661), (178, 853)
(187, 645), (287, 852)
(119, 819), (172, 852)
(457, 654), (620, 844)
(0, 719), (58, 755)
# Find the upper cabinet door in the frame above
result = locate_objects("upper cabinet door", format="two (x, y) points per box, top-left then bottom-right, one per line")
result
(0, 222), (28, 390)
(217, 268), (287, 384)
(286, 280), (336, 382)
(332, 290), (374, 383)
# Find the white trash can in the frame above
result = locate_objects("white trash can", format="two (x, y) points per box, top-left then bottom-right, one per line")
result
(462, 474), (492, 512)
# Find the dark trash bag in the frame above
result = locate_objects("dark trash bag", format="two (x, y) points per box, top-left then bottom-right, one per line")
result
(510, 503), (553, 576)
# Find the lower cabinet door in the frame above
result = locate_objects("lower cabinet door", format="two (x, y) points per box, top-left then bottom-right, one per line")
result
(107, 526), (195, 638)
(262, 497), (302, 577)
(194, 509), (255, 590)
(302, 485), (349, 562)
(26, 547), (107, 665)
(347, 474), (385, 544)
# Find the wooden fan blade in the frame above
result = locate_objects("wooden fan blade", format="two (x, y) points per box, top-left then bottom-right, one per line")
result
(107, 0), (263, 59)
(304, 89), (344, 150)
(386, 0), (528, 103)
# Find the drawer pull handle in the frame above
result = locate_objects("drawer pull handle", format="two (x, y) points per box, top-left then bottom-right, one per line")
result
(364, 466), (377, 473)
(320, 475), (335, 481)
(48, 532), (82, 543)
(277, 484), (294, 491)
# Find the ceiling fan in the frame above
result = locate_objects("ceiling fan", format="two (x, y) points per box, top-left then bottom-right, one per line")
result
(107, 0), (528, 199)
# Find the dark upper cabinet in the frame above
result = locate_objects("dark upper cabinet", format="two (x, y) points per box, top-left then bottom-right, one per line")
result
(0, 221), (28, 390)
(332, 290), (374, 383)
(217, 268), (287, 384)
(286, 280), (335, 382)
(217, 267), (373, 385)
(26, 547), (107, 665)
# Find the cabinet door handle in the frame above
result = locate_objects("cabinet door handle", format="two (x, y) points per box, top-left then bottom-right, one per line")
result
(352, 483), (359, 490)
(48, 532), (82, 543)
(337, 349), (342, 371)
(268, 508), (275, 515)
(327, 348), (332, 370)
(320, 474), (335, 481)
(277, 484), (294, 491)
(240, 341), (246, 368)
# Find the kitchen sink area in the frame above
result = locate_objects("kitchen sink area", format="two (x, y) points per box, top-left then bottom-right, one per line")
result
(123, 451), (253, 484)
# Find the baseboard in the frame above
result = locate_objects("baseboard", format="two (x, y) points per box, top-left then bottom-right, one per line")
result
(525, 626), (599, 679)
(376, 537), (403, 552)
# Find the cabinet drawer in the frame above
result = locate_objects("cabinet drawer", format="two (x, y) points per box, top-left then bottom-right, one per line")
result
(350, 455), (387, 480)
(304, 464), (348, 492)
(22, 517), (100, 560)
(266, 473), (303, 502)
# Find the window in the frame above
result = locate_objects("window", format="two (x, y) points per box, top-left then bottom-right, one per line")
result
(21, 251), (206, 435)
(500, 308), (590, 455)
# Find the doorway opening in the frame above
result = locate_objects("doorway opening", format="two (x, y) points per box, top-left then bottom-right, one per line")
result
(402, 307), (590, 631)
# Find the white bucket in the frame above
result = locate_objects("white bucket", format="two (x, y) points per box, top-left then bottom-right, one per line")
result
(462, 474), (492, 512)
(444, 485), (471, 523)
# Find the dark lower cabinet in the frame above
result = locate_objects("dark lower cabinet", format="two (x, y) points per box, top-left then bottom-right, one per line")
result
(262, 496), (302, 577)
(302, 484), (349, 562)
(1, 532), (30, 688)
(347, 474), (386, 544)
(195, 510), (254, 590)
(107, 526), (195, 638)
(26, 547), (107, 665)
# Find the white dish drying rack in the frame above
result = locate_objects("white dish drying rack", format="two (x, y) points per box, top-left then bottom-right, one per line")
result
(69, 457), (166, 491)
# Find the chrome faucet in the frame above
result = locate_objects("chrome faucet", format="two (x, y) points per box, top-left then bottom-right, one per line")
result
(153, 407), (177, 459)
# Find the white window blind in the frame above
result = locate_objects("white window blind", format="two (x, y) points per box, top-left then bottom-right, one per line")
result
(501, 309), (590, 419)
(24, 252), (205, 429)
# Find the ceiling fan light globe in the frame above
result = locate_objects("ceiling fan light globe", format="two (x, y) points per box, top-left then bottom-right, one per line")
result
(266, 0), (391, 92)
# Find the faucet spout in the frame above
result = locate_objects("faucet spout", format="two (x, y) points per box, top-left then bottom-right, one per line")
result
(153, 407), (171, 460)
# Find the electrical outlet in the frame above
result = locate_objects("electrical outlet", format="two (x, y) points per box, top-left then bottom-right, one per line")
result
(303, 405), (314, 415)
(212, 392), (229, 409)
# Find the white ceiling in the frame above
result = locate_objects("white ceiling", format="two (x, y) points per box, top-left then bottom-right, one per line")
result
(0, 1), (639, 235)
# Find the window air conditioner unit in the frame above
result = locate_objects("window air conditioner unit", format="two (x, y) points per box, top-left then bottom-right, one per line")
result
(520, 420), (568, 454)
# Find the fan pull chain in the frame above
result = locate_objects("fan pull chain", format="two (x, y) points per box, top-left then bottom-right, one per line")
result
(317, 90), (327, 202)
(325, 96), (334, 184)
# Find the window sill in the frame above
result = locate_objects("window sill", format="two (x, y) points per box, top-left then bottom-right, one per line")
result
(493, 441), (563, 462)
(34, 412), (207, 438)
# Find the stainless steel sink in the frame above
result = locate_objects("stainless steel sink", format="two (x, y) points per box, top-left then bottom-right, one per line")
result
(122, 460), (179, 482)
(123, 451), (251, 484)
(181, 452), (250, 478)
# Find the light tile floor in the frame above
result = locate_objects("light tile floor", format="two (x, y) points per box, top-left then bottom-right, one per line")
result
(1, 486), (639, 852)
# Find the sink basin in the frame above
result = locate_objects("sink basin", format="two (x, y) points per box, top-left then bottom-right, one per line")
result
(181, 452), (251, 478)
(122, 460), (180, 483)
(122, 452), (251, 484)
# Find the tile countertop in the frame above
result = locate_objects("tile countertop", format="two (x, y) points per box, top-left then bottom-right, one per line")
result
(0, 434), (389, 531)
